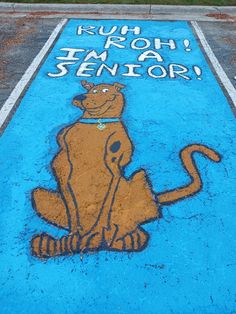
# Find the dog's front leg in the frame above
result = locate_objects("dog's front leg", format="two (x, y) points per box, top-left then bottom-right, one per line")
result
(78, 174), (120, 252)
(54, 126), (81, 235)
(55, 174), (80, 234)
(79, 135), (124, 251)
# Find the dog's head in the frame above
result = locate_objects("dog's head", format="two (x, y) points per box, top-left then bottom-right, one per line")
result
(73, 81), (125, 117)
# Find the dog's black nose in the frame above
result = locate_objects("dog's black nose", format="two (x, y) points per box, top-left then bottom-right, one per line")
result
(73, 94), (87, 102)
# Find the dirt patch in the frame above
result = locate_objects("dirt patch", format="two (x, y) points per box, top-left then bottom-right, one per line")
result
(206, 13), (236, 21)
(221, 37), (236, 45)
(231, 55), (236, 65)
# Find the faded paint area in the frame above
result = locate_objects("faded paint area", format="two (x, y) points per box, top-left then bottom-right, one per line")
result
(199, 21), (236, 90)
(0, 18), (36, 68)
(0, 19), (236, 314)
(0, 18), (59, 106)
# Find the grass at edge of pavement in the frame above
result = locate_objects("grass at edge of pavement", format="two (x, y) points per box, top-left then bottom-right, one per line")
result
(1, 0), (236, 5)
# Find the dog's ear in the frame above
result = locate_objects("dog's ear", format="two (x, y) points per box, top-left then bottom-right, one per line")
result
(114, 82), (125, 91)
(81, 80), (94, 90)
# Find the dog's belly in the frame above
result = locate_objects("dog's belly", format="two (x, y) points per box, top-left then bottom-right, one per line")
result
(64, 122), (122, 234)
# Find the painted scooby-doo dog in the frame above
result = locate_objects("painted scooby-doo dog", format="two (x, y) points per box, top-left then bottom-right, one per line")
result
(31, 80), (221, 258)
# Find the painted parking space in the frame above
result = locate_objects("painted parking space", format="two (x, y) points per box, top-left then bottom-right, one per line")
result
(0, 19), (236, 313)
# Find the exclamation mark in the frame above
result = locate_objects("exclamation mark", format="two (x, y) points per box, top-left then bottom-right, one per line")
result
(193, 66), (202, 80)
(183, 39), (191, 52)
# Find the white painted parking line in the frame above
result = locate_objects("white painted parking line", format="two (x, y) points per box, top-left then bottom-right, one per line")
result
(0, 18), (67, 131)
(191, 21), (236, 108)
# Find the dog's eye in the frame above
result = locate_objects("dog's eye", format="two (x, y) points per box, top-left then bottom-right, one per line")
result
(102, 88), (109, 93)
(92, 90), (98, 94)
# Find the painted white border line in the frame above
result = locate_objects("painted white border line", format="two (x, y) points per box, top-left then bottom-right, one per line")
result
(191, 21), (236, 108)
(0, 18), (67, 131)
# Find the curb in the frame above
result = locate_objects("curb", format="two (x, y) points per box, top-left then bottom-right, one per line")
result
(15, 3), (151, 14)
(0, 2), (236, 15)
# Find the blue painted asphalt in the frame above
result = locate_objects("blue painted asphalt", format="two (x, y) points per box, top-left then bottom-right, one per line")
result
(0, 20), (236, 313)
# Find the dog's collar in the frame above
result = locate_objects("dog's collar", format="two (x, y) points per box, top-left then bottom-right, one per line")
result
(79, 117), (120, 124)
(79, 117), (120, 130)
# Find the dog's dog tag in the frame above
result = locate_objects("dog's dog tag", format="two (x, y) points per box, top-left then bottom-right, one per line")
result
(97, 120), (106, 131)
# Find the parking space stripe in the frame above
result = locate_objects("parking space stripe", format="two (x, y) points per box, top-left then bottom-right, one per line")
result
(191, 21), (236, 108)
(0, 18), (67, 132)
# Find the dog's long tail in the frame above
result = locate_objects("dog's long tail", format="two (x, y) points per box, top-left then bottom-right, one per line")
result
(157, 144), (221, 205)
